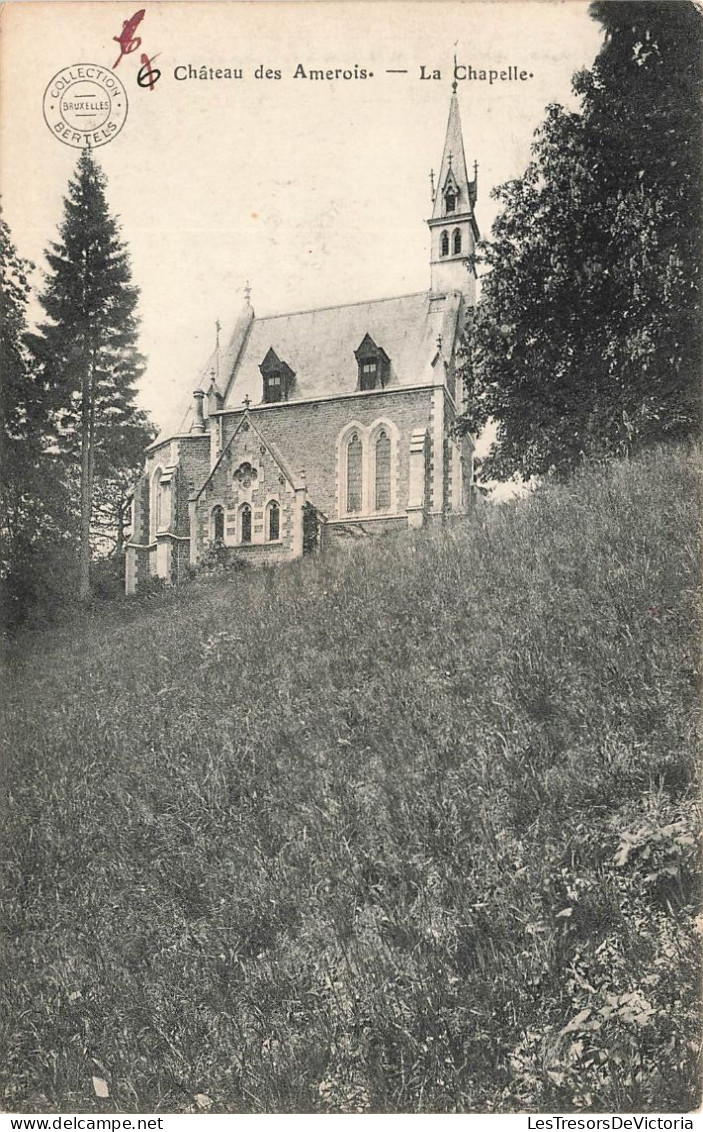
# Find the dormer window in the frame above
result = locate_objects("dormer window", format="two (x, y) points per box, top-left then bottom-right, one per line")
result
(445, 191), (456, 214)
(259, 347), (295, 403)
(354, 334), (390, 391)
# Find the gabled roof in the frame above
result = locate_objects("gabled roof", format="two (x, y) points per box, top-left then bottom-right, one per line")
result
(151, 289), (466, 446)
(221, 291), (450, 409)
(354, 332), (390, 364)
(259, 346), (295, 383)
(193, 410), (305, 500)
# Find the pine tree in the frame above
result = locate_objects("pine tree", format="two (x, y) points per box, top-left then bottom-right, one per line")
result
(30, 150), (153, 598)
(460, 1), (702, 482)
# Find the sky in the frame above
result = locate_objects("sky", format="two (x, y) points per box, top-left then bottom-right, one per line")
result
(1, 1), (604, 436)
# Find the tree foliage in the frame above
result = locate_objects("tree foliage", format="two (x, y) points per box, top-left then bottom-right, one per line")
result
(0, 208), (73, 626)
(29, 150), (154, 596)
(460, 1), (702, 482)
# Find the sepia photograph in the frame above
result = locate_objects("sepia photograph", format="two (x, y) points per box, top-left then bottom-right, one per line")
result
(0, 0), (700, 1117)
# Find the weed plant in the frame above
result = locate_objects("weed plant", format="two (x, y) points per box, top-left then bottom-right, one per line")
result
(2, 445), (700, 1112)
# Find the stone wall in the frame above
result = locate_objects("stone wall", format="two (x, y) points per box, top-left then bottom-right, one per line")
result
(176, 437), (211, 532)
(126, 383), (472, 593)
(219, 387), (436, 522)
(192, 418), (303, 569)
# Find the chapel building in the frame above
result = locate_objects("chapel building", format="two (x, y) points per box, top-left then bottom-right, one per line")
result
(125, 88), (479, 593)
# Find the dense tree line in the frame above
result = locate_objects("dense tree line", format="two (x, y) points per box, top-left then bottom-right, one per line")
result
(0, 212), (73, 624)
(1, 151), (154, 625)
(460, 1), (702, 482)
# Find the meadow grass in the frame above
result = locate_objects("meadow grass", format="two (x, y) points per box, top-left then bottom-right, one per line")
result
(1, 444), (700, 1113)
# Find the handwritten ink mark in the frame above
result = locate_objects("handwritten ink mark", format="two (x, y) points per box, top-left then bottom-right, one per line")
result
(137, 52), (161, 90)
(113, 9), (146, 69)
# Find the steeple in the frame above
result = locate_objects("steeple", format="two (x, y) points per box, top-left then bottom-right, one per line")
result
(427, 89), (479, 301)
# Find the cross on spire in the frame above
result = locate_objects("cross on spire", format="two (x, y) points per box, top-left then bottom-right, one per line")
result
(243, 280), (252, 305)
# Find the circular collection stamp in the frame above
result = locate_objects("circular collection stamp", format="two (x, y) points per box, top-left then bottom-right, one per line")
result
(43, 65), (128, 148)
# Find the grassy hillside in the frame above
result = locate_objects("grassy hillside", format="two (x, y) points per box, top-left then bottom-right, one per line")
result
(2, 445), (700, 1114)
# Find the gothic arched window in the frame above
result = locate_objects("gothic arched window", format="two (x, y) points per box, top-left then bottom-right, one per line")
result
(267, 500), (280, 542)
(212, 505), (225, 542)
(375, 430), (391, 512)
(453, 228), (462, 255)
(240, 503), (252, 544)
(346, 433), (363, 514)
(440, 230), (449, 258)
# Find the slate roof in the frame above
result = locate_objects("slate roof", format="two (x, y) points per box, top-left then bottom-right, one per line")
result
(224, 291), (450, 406)
(152, 289), (463, 446)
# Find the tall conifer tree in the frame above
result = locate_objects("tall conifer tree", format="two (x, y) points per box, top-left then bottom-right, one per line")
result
(30, 150), (152, 598)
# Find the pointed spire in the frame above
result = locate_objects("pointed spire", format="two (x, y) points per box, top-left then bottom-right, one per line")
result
(431, 87), (472, 221)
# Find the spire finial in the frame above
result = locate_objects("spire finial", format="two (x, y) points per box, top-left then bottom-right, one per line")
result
(243, 394), (251, 410)
(215, 318), (221, 349)
(452, 51), (458, 94)
(429, 168), (435, 203)
(244, 280), (252, 305)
